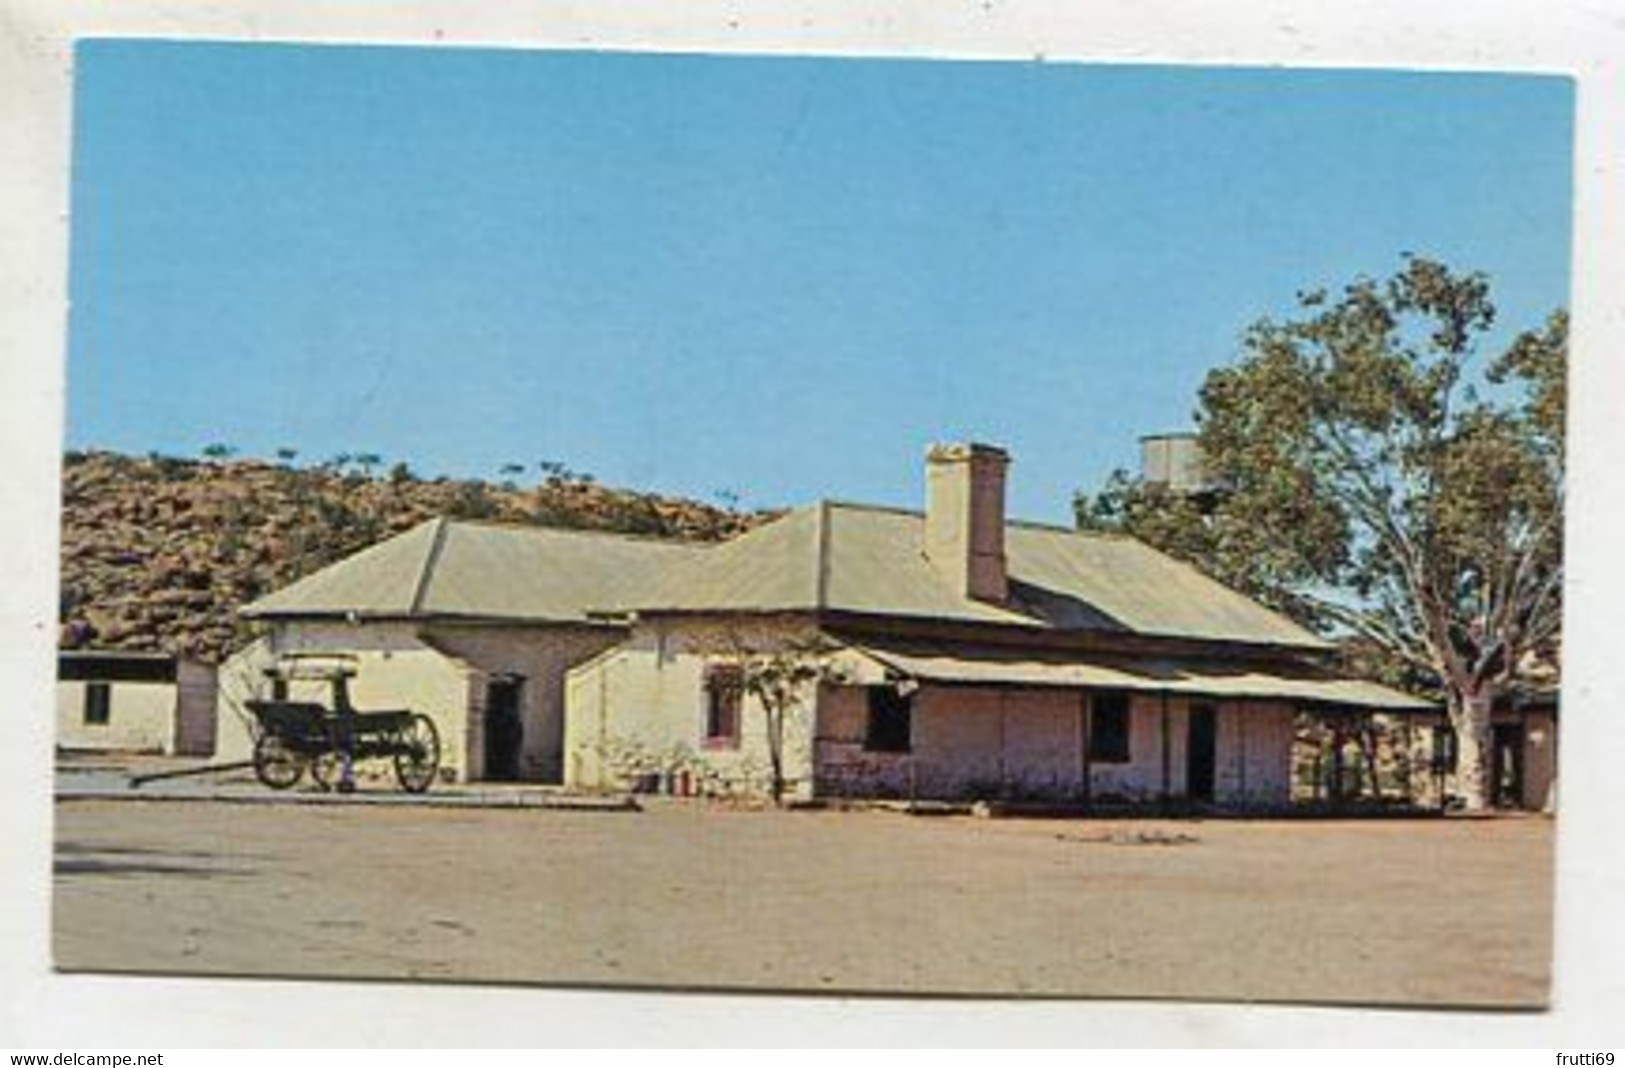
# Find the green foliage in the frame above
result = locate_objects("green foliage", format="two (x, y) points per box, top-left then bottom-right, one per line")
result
(1076, 257), (1564, 808)
(537, 459), (591, 485)
(722, 635), (846, 805)
(1201, 257), (1561, 679)
(498, 462), (526, 491)
(1488, 309), (1567, 452)
(1074, 470), (1256, 598)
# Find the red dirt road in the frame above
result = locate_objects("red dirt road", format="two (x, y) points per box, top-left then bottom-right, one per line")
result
(53, 799), (1553, 1007)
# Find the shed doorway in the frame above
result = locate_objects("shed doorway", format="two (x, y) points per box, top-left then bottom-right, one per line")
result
(484, 676), (525, 782)
(1187, 704), (1218, 802)
(1492, 722), (1525, 810)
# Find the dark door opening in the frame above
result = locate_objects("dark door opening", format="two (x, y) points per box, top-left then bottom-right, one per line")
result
(1492, 723), (1525, 810)
(484, 677), (525, 782)
(1187, 705), (1218, 802)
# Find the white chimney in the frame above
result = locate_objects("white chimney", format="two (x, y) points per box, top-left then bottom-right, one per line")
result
(924, 442), (1010, 603)
(1139, 432), (1207, 494)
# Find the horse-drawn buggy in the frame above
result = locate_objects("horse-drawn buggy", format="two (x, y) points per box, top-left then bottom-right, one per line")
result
(245, 655), (440, 793)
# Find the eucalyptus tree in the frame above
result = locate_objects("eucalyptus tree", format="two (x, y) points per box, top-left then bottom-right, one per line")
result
(1077, 258), (1565, 810)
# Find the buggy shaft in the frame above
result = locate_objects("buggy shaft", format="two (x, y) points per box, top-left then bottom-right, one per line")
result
(128, 760), (256, 787)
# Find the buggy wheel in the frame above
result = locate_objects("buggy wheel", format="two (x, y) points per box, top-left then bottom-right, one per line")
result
(253, 733), (305, 790)
(310, 716), (352, 792)
(393, 714), (440, 794)
(310, 750), (344, 792)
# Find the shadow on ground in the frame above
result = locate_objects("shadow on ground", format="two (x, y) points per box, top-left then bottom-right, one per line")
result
(55, 842), (255, 880)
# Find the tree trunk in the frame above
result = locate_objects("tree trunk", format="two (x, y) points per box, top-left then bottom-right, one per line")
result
(765, 704), (785, 806)
(1357, 718), (1383, 802)
(1330, 724), (1346, 803)
(1449, 684), (1496, 812)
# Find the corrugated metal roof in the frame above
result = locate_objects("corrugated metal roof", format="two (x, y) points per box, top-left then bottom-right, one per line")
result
(611, 502), (1328, 650)
(244, 501), (1329, 652)
(612, 505), (824, 614)
(418, 519), (702, 620)
(242, 519), (439, 619)
(243, 517), (706, 624)
(848, 639), (1431, 711)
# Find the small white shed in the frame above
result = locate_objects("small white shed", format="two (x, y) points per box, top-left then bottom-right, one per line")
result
(57, 650), (217, 756)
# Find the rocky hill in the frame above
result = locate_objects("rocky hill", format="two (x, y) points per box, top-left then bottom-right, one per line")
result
(59, 450), (761, 663)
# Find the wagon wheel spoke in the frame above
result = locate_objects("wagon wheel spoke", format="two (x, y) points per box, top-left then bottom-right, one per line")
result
(253, 733), (305, 790)
(310, 750), (344, 792)
(393, 714), (440, 794)
(316, 717), (358, 793)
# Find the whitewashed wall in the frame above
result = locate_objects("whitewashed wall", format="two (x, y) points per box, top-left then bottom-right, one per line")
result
(818, 688), (1203, 802)
(56, 679), (176, 753)
(1092, 692), (1183, 802)
(565, 621), (1301, 805)
(214, 636), (277, 764)
(217, 620), (623, 783)
(564, 617), (823, 799)
(215, 625), (473, 783)
(427, 624), (622, 783)
(815, 685), (1296, 804)
(1212, 701), (1296, 805)
(58, 659), (221, 756)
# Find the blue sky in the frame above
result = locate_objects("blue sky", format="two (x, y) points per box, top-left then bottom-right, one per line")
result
(66, 41), (1573, 524)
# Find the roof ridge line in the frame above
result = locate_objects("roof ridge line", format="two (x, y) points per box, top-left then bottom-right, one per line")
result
(429, 513), (720, 548)
(408, 517), (453, 615)
(814, 500), (832, 608)
(820, 499), (919, 518)
(821, 498), (1132, 539)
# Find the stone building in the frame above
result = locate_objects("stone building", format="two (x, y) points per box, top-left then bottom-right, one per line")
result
(563, 444), (1429, 805)
(221, 442), (1437, 804)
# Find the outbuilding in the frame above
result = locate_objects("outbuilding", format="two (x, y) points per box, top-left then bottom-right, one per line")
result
(57, 650), (217, 756)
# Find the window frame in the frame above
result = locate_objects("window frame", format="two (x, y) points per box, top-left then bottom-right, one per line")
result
(83, 681), (112, 726)
(1089, 690), (1132, 764)
(702, 664), (743, 749)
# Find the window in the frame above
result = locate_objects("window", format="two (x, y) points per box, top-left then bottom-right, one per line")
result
(83, 682), (111, 726)
(1089, 691), (1131, 763)
(865, 687), (913, 753)
(704, 665), (742, 747)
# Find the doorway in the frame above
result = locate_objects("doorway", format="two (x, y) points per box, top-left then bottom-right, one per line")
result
(484, 676), (526, 782)
(1492, 722), (1525, 809)
(1187, 704), (1218, 802)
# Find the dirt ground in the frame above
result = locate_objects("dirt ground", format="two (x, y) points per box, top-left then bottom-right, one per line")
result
(52, 799), (1553, 1007)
